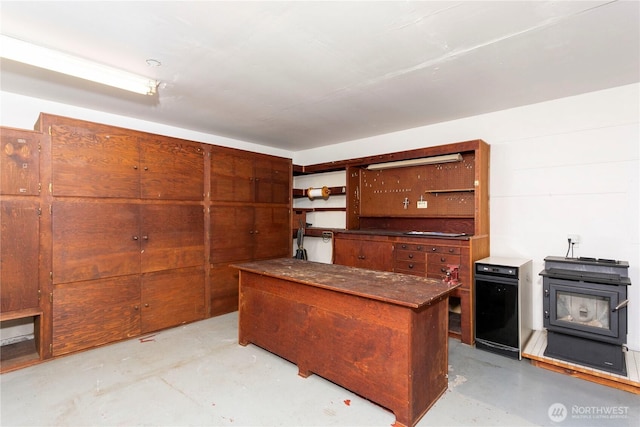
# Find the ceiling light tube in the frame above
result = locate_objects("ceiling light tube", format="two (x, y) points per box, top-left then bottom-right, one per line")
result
(366, 153), (462, 170)
(0, 35), (159, 95)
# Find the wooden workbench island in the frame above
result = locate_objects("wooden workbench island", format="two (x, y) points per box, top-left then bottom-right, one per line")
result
(233, 258), (460, 427)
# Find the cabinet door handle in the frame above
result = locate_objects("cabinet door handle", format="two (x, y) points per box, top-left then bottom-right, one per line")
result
(132, 236), (139, 240)
(144, 303), (149, 308)
(254, 230), (259, 234)
(144, 166), (149, 171)
(133, 165), (138, 170)
(142, 235), (149, 240)
(249, 230), (254, 234)
(134, 305), (139, 310)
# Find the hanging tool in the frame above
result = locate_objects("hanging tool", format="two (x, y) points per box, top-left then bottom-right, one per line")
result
(294, 219), (308, 260)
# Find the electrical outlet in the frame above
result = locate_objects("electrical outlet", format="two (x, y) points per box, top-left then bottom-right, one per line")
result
(568, 234), (581, 245)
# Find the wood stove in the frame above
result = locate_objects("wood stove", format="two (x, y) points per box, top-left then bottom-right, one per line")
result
(540, 256), (630, 375)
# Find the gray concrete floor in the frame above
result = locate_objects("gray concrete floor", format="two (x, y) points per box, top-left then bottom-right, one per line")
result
(1, 312), (637, 426)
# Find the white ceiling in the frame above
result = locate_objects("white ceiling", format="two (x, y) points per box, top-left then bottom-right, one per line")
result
(1, 1), (638, 151)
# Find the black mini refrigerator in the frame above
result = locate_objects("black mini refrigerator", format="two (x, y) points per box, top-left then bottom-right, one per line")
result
(475, 257), (533, 359)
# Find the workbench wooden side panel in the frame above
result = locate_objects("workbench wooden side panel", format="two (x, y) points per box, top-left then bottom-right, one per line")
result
(409, 298), (449, 423)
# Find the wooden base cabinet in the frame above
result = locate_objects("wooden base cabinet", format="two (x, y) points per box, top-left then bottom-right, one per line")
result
(333, 232), (488, 344)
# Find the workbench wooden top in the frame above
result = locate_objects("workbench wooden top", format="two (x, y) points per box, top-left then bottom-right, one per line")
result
(232, 258), (460, 309)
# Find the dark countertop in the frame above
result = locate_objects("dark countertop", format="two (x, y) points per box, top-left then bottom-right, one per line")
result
(333, 229), (472, 240)
(232, 258), (460, 309)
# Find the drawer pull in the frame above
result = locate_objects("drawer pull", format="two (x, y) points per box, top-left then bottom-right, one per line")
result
(401, 244), (407, 249)
(409, 264), (414, 269)
(408, 253), (413, 259)
(449, 248), (454, 253)
(432, 247), (437, 252)
(441, 257), (446, 262)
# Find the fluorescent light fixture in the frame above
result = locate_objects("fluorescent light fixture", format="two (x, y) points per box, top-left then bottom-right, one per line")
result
(366, 153), (462, 170)
(0, 34), (159, 95)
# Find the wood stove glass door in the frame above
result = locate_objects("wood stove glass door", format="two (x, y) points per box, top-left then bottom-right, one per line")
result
(546, 280), (620, 340)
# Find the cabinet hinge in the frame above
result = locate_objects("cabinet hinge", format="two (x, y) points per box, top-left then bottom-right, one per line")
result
(49, 182), (53, 193)
(38, 182), (42, 194)
(49, 343), (53, 354)
(49, 292), (53, 303)
(48, 126), (52, 136)
(37, 207), (42, 216)
(49, 205), (53, 215)
(50, 271), (53, 281)
(38, 289), (42, 301)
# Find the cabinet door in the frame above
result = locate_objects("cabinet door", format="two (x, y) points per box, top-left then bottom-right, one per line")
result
(50, 124), (140, 198)
(140, 137), (205, 200)
(253, 207), (291, 259)
(254, 156), (291, 204)
(140, 204), (204, 273)
(52, 201), (140, 284)
(1, 129), (40, 196)
(52, 275), (141, 356)
(210, 206), (254, 263)
(141, 267), (206, 333)
(0, 200), (40, 312)
(210, 148), (254, 202)
(333, 237), (394, 271)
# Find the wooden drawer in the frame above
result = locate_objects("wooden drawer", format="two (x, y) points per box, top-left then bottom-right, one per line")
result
(394, 260), (426, 275)
(395, 250), (427, 262)
(428, 245), (461, 255)
(396, 242), (427, 252)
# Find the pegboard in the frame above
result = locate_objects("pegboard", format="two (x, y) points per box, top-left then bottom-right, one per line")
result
(360, 153), (476, 217)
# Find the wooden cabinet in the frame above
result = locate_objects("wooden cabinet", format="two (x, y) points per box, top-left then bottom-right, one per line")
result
(394, 242), (427, 275)
(1, 128), (44, 373)
(211, 146), (289, 204)
(1, 129), (40, 196)
(1, 200), (40, 312)
(52, 275), (141, 356)
(334, 232), (487, 344)
(49, 122), (204, 200)
(37, 114), (209, 357)
(209, 146), (292, 316)
(333, 234), (394, 272)
(328, 139), (490, 345)
(2, 114), (293, 369)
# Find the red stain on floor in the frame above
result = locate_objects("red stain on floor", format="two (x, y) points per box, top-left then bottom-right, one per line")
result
(343, 399), (351, 406)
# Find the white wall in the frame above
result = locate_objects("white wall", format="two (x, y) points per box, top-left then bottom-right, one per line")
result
(293, 83), (640, 351)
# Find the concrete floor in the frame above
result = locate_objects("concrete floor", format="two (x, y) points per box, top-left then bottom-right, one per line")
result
(1, 312), (637, 427)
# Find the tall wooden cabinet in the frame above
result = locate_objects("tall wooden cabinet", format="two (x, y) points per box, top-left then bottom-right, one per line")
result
(0, 128), (44, 372)
(209, 146), (291, 316)
(39, 115), (208, 356)
(330, 140), (490, 345)
(1, 113), (292, 370)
